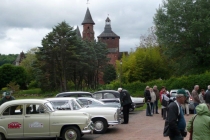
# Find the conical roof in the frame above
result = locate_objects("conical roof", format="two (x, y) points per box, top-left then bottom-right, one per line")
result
(75, 26), (81, 38)
(82, 8), (95, 25)
(98, 17), (120, 38)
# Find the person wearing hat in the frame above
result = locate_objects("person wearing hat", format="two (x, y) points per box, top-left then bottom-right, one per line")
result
(118, 88), (132, 124)
(0, 91), (15, 106)
(163, 89), (187, 140)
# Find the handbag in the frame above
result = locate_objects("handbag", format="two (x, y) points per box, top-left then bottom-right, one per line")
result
(189, 114), (197, 140)
(161, 96), (168, 107)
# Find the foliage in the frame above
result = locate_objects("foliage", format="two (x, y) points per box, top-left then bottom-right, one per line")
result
(0, 64), (27, 89)
(28, 80), (39, 89)
(103, 64), (117, 84)
(20, 47), (39, 84)
(35, 21), (109, 92)
(101, 71), (210, 97)
(116, 46), (170, 84)
(154, 0), (210, 75)
(18, 88), (42, 94)
(7, 82), (20, 94)
(0, 54), (18, 66)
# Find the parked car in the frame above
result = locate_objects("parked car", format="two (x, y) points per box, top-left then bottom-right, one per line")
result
(0, 99), (94, 140)
(77, 97), (121, 108)
(46, 97), (121, 134)
(56, 91), (93, 98)
(169, 89), (194, 113)
(93, 90), (145, 111)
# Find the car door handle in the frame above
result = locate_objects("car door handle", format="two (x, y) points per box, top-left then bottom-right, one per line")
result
(25, 115), (30, 117)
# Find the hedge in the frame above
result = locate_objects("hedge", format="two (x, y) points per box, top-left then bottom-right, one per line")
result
(100, 71), (210, 97)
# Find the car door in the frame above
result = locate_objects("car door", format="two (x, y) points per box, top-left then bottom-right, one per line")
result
(23, 104), (50, 137)
(0, 104), (24, 138)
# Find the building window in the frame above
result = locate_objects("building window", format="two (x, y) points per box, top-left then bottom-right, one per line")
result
(107, 37), (109, 39)
(112, 37), (115, 39)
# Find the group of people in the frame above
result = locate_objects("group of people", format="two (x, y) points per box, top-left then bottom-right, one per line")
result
(144, 85), (160, 116)
(163, 85), (210, 140)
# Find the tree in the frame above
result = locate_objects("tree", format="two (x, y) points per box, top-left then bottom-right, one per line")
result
(20, 47), (39, 84)
(36, 21), (79, 91)
(103, 64), (116, 84)
(154, 0), (210, 75)
(35, 21), (109, 91)
(0, 54), (18, 66)
(0, 64), (27, 89)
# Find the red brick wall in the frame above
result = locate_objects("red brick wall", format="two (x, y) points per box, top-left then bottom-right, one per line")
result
(82, 24), (95, 41)
(98, 37), (119, 66)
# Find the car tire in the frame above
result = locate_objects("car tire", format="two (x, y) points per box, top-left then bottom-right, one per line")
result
(92, 118), (107, 134)
(61, 126), (81, 140)
(0, 133), (5, 140)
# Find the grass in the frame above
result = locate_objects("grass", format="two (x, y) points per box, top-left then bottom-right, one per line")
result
(134, 101), (162, 111)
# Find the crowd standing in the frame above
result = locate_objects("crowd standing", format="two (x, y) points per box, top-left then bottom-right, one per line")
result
(141, 84), (210, 140)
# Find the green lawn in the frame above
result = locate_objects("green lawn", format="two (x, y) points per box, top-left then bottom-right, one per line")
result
(135, 101), (161, 111)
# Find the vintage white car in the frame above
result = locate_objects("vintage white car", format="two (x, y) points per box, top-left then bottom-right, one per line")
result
(46, 97), (121, 134)
(0, 99), (94, 140)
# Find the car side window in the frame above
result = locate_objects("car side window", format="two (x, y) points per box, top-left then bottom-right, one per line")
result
(104, 93), (115, 99)
(3, 105), (23, 116)
(26, 104), (45, 114)
(66, 94), (78, 97)
(93, 93), (103, 99)
(80, 94), (92, 97)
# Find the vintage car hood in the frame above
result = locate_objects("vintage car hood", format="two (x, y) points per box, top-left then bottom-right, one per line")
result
(131, 97), (144, 103)
(52, 110), (90, 117)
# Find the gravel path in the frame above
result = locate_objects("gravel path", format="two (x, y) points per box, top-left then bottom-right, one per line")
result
(82, 109), (192, 140)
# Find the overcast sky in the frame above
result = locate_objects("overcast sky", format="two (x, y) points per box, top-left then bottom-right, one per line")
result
(0, 0), (162, 55)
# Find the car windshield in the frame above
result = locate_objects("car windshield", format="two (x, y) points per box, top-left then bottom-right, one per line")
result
(44, 102), (54, 112)
(50, 99), (82, 110)
(76, 99), (85, 107)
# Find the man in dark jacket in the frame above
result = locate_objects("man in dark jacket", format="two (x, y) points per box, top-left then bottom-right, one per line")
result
(118, 88), (132, 124)
(144, 86), (152, 116)
(0, 91), (15, 105)
(163, 89), (187, 140)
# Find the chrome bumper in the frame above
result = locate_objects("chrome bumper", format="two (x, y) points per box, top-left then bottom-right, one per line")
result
(108, 121), (120, 125)
(82, 121), (94, 134)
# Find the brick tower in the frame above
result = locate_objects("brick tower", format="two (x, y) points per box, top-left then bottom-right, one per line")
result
(97, 17), (120, 66)
(82, 8), (95, 41)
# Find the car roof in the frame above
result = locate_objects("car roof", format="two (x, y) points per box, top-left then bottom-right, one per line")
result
(0, 99), (49, 109)
(56, 91), (93, 96)
(46, 97), (76, 100)
(77, 97), (95, 100)
(93, 90), (119, 93)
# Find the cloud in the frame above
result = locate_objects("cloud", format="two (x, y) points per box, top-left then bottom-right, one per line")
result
(0, 0), (162, 54)
(0, 28), (50, 54)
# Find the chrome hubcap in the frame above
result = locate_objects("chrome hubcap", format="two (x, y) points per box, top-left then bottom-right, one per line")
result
(65, 129), (77, 140)
(95, 121), (104, 131)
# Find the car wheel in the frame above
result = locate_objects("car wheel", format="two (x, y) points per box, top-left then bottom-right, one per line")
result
(0, 133), (5, 140)
(61, 126), (81, 140)
(93, 118), (107, 134)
